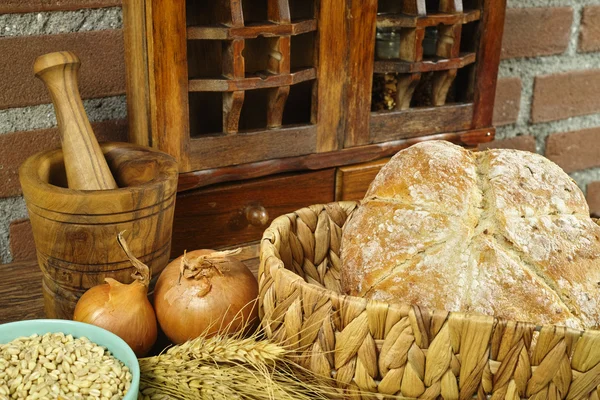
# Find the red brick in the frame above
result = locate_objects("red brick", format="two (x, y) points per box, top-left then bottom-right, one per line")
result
(579, 6), (600, 53)
(587, 182), (600, 217)
(501, 7), (573, 60)
(9, 219), (35, 262)
(0, 120), (128, 199)
(532, 70), (600, 123)
(479, 135), (536, 153)
(0, 30), (125, 110)
(0, 0), (120, 13)
(545, 127), (600, 173)
(492, 77), (521, 126)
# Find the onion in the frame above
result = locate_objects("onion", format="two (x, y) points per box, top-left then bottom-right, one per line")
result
(154, 249), (259, 344)
(73, 232), (157, 356)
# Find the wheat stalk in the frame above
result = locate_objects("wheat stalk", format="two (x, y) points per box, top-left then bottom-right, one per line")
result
(140, 360), (333, 400)
(163, 331), (285, 366)
(138, 326), (421, 400)
(138, 330), (339, 400)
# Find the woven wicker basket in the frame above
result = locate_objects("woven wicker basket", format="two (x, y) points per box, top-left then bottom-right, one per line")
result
(258, 201), (600, 399)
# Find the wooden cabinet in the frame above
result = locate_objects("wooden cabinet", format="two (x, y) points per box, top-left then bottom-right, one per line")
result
(335, 159), (389, 201)
(122, 0), (506, 252)
(171, 169), (335, 254)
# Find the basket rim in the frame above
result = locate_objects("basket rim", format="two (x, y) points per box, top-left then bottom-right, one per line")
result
(259, 201), (591, 335)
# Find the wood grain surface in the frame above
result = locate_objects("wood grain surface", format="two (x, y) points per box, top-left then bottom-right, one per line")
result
(19, 142), (179, 320)
(343, 0), (378, 147)
(178, 128), (494, 192)
(315, 0), (347, 152)
(170, 169), (335, 254)
(33, 51), (118, 191)
(187, 19), (317, 40)
(472, 0), (507, 129)
(0, 261), (45, 324)
(373, 53), (476, 74)
(370, 103), (474, 142)
(395, 73), (422, 110)
(148, 0), (191, 171)
(376, 9), (481, 28)
(188, 68), (316, 92)
(222, 39), (246, 134)
(335, 158), (390, 201)
(123, 0), (151, 147)
(188, 125), (317, 170)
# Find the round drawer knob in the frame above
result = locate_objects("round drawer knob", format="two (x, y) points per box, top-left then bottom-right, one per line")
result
(244, 205), (269, 227)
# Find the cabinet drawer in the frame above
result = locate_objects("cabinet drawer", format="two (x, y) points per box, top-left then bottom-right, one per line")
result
(171, 169), (335, 255)
(335, 158), (389, 201)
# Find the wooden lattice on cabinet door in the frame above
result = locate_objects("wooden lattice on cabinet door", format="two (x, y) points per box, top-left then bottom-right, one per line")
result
(370, 0), (485, 143)
(124, 0), (505, 186)
(184, 0), (318, 170)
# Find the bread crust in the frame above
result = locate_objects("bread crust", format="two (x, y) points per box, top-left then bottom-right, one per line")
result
(341, 140), (600, 329)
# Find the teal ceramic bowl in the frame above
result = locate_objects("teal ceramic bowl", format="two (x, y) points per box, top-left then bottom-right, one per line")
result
(0, 319), (140, 399)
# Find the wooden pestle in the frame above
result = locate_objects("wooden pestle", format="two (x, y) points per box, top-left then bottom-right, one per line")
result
(33, 51), (118, 190)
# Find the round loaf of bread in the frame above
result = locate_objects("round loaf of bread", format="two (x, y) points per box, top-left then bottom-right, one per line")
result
(340, 140), (600, 330)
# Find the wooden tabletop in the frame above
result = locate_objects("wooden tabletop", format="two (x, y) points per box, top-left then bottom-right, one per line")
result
(0, 243), (260, 324)
(0, 260), (46, 323)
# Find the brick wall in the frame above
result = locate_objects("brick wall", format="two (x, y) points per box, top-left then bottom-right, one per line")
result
(0, 2), (126, 264)
(2, 0), (600, 264)
(490, 0), (600, 217)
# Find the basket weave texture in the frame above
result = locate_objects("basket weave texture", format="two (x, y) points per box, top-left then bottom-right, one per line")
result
(258, 202), (600, 399)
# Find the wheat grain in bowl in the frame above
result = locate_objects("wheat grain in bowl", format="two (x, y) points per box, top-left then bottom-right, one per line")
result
(0, 332), (132, 399)
(0, 320), (139, 400)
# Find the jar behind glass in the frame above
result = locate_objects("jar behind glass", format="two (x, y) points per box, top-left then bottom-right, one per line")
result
(376, 27), (401, 60)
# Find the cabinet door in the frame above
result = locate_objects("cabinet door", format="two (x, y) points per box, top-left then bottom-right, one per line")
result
(126, 0), (325, 173)
(124, 0), (504, 179)
(185, 0), (320, 170)
(343, 0), (506, 149)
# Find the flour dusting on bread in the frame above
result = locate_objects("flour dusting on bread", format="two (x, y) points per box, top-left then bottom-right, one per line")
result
(341, 140), (600, 329)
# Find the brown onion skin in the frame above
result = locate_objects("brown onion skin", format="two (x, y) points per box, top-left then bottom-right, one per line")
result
(73, 279), (157, 357)
(154, 249), (259, 344)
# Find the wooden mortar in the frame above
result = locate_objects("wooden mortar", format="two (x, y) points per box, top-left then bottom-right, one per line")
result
(19, 142), (178, 319)
(19, 51), (179, 319)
